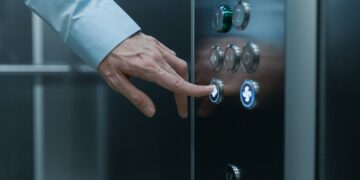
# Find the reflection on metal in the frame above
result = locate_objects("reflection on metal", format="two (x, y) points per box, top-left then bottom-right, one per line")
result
(285, 0), (317, 180)
(226, 164), (241, 180)
(0, 64), (95, 75)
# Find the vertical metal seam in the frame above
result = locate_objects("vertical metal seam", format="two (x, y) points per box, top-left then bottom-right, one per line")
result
(96, 84), (108, 180)
(317, 0), (327, 179)
(32, 13), (44, 180)
(190, 0), (195, 179)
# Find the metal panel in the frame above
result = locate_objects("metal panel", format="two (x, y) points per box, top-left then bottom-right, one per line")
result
(194, 0), (285, 179)
(318, 0), (360, 180)
(285, 0), (317, 180)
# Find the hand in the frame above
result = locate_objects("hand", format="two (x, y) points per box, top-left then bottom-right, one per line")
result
(98, 32), (214, 118)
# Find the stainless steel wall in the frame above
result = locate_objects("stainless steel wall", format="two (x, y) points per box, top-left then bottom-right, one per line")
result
(318, 0), (360, 180)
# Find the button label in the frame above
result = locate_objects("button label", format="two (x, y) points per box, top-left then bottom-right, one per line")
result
(240, 79), (259, 109)
(209, 79), (224, 104)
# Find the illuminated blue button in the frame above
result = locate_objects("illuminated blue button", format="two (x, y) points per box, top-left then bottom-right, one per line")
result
(240, 79), (259, 109)
(209, 78), (224, 104)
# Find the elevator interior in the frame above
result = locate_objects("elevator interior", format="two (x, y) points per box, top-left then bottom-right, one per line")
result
(0, 0), (360, 180)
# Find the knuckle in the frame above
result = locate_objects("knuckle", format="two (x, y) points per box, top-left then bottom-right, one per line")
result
(180, 61), (188, 71)
(150, 52), (163, 63)
(142, 60), (155, 69)
(146, 35), (156, 41)
(130, 93), (143, 107)
(148, 51), (158, 59)
(141, 61), (161, 79)
(179, 61), (189, 76)
(174, 77), (185, 89)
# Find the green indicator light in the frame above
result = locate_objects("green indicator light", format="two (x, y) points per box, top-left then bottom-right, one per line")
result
(212, 4), (233, 33)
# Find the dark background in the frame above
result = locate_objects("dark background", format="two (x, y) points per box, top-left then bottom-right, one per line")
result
(318, 0), (360, 180)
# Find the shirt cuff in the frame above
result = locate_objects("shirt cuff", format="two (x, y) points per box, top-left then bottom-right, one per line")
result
(66, 0), (140, 70)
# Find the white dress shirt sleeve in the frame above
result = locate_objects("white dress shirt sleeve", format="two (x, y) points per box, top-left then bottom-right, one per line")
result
(24, 0), (141, 70)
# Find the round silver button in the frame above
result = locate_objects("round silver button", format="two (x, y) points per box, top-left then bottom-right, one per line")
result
(224, 44), (241, 72)
(209, 78), (224, 104)
(209, 45), (224, 73)
(232, 1), (250, 31)
(226, 164), (241, 180)
(240, 43), (260, 73)
(212, 4), (233, 33)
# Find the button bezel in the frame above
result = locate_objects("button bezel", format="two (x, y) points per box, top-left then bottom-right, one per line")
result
(224, 44), (242, 72)
(232, 0), (251, 31)
(212, 4), (233, 33)
(240, 79), (259, 109)
(209, 45), (225, 73)
(240, 43), (260, 73)
(209, 78), (224, 104)
(226, 164), (241, 180)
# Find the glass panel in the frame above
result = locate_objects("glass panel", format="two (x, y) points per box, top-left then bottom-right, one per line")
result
(43, 25), (84, 65)
(0, 77), (33, 179)
(0, 0), (32, 64)
(43, 76), (104, 180)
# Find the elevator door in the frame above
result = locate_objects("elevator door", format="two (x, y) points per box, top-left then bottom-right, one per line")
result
(193, 0), (285, 179)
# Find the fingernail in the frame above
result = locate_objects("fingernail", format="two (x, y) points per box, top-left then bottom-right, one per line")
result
(210, 85), (216, 92)
(145, 107), (155, 117)
(180, 111), (188, 119)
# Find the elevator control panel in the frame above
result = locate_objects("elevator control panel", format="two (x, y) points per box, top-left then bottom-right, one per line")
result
(209, 78), (224, 104)
(240, 79), (259, 109)
(208, 0), (260, 108)
(226, 164), (241, 180)
(196, 0), (285, 179)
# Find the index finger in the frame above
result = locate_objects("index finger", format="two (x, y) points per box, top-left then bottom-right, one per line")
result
(153, 68), (214, 97)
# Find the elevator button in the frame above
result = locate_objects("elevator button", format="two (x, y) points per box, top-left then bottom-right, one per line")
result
(209, 45), (224, 73)
(226, 164), (241, 180)
(224, 44), (241, 72)
(212, 4), (233, 33)
(240, 43), (260, 73)
(240, 79), (259, 109)
(209, 78), (224, 104)
(232, 0), (250, 31)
